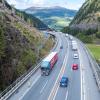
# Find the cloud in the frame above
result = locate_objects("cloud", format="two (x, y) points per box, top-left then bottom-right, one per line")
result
(7, 0), (46, 9)
(6, 0), (85, 10)
(65, 2), (83, 10)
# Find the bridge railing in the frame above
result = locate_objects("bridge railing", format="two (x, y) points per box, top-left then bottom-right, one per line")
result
(0, 33), (58, 100)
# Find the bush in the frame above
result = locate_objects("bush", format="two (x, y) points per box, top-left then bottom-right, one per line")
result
(86, 28), (98, 35)
(0, 17), (5, 59)
(76, 33), (93, 43)
(96, 31), (100, 38)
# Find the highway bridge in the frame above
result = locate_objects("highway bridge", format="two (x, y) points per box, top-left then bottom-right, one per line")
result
(0, 32), (100, 100)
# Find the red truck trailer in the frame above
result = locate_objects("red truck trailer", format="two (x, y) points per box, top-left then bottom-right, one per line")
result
(41, 52), (58, 76)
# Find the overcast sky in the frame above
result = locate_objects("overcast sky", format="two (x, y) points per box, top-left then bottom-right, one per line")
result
(6, 0), (85, 10)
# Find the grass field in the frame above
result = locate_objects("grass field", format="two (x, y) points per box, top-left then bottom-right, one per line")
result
(51, 16), (71, 26)
(87, 44), (100, 62)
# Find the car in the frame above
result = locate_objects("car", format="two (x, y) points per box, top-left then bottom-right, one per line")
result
(72, 64), (78, 70)
(60, 46), (63, 49)
(73, 54), (79, 59)
(60, 77), (68, 87)
(72, 40), (76, 44)
(65, 34), (68, 37)
(69, 36), (73, 40)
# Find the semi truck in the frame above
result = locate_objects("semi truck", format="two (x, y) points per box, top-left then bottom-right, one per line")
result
(72, 43), (77, 51)
(72, 41), (78, 51)
(41, 52), (58, 76)
(69, 36), (73, 40)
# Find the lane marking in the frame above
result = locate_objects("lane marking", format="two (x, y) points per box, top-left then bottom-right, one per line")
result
(18, 75), (41, 100)
(78, 42), (85, 100)
(40, 80), (48, 94)
(53, 54), (68, 100)
(48, 38), (69, 100)
(77, 42), (83, 100)
(65, 91), (68, 100)
(53, 39), (69, 100)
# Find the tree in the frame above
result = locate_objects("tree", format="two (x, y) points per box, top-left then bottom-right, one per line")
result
(96, 31), (100, 38)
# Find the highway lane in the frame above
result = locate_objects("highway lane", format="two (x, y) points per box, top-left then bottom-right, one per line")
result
(54, 37), (81, 100)
(21, 32), (69, 100)
(77, 40), (100, 100)
(47, 34), (70, 100)
(8, 33), (100, 100)
(8, 32), (69, 100)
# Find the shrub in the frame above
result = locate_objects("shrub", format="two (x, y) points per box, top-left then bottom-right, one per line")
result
(76, 33), (93, 43)
(96, 31), (100, 38)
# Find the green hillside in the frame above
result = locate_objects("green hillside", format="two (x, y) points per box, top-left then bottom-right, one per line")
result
(70, 0), (100, 30)
(62, 0), (100, 43)
(4, 0), (48, 30)
(25, 6), (76, 30)
(0, 1), (54, 91)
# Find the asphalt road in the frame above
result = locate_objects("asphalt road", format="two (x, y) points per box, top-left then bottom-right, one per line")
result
(20, 32), (69, 100)
(77, 39), (100, 100)
(8, 32), (100, 100)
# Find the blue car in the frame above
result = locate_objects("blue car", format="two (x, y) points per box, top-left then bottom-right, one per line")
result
(60, 46), (63, 49)
(60, 77), (68, 87)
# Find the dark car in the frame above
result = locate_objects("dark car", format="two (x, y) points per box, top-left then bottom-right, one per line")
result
(60, 77), (68, 87)
(72, 64), (78, 70)
(60, 46), (63, 49)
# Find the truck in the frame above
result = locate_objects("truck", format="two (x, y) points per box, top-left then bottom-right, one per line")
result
(72, 43), (78, 51)
(41, 52), (58, 76)
(69, 36), (73, 40)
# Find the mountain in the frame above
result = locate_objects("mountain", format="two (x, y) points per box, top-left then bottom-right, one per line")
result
(0, 1), (53, 91)
(62, 0), (100, 43)
(15, 9), (48, 30)
(4, 0), (48, 30)
(25, 6), (77, 30)
(70, 0), (100, 30)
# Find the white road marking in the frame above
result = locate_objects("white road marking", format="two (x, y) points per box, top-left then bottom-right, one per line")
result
(18, 75), (41, 100)
(53, 53), (68, 100)
(71, 66), (72, 72)
(77, 41), (85, 100)
(48, 38), (69, 100)
(78, 42), (83, 100)
(52, 83), (59, 100)
(53, 54), (68, 100)
(65, 91), (68, 100)
(40, 80), (48, 94)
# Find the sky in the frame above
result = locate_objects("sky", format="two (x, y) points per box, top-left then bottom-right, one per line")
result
(6, 0), (85, 10)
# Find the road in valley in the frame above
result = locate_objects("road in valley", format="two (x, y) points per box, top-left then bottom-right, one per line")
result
(8, 32), (100, 100)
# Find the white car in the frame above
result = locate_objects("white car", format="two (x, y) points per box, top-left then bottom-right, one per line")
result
(65, 34), (68, 37)
(73, 54), (79, 59)
(69, 36), (73, 40)
(72, 40), (76, 44)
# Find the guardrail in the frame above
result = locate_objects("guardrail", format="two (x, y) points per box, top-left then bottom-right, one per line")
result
(85, 45), (100, 91)
(78, 40), (100, 91)
(0, 33), (58, 100)
(0, 61), (42, 100)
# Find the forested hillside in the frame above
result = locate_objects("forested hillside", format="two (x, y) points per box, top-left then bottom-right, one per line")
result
(4, 0), (48, 30)
(0, 0), (54, 91)
(25, 6), (76, 30)
(62, 0), (100, 43)
(70, 0), (100, 30)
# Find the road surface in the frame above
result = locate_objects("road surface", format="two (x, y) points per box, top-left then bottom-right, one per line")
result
(8, 32), (100, 100)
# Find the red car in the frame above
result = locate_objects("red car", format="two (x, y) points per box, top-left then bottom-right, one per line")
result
(72, 64), (78, 70)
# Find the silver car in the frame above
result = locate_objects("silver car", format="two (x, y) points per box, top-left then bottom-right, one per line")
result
(73, 54), (78, 59)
